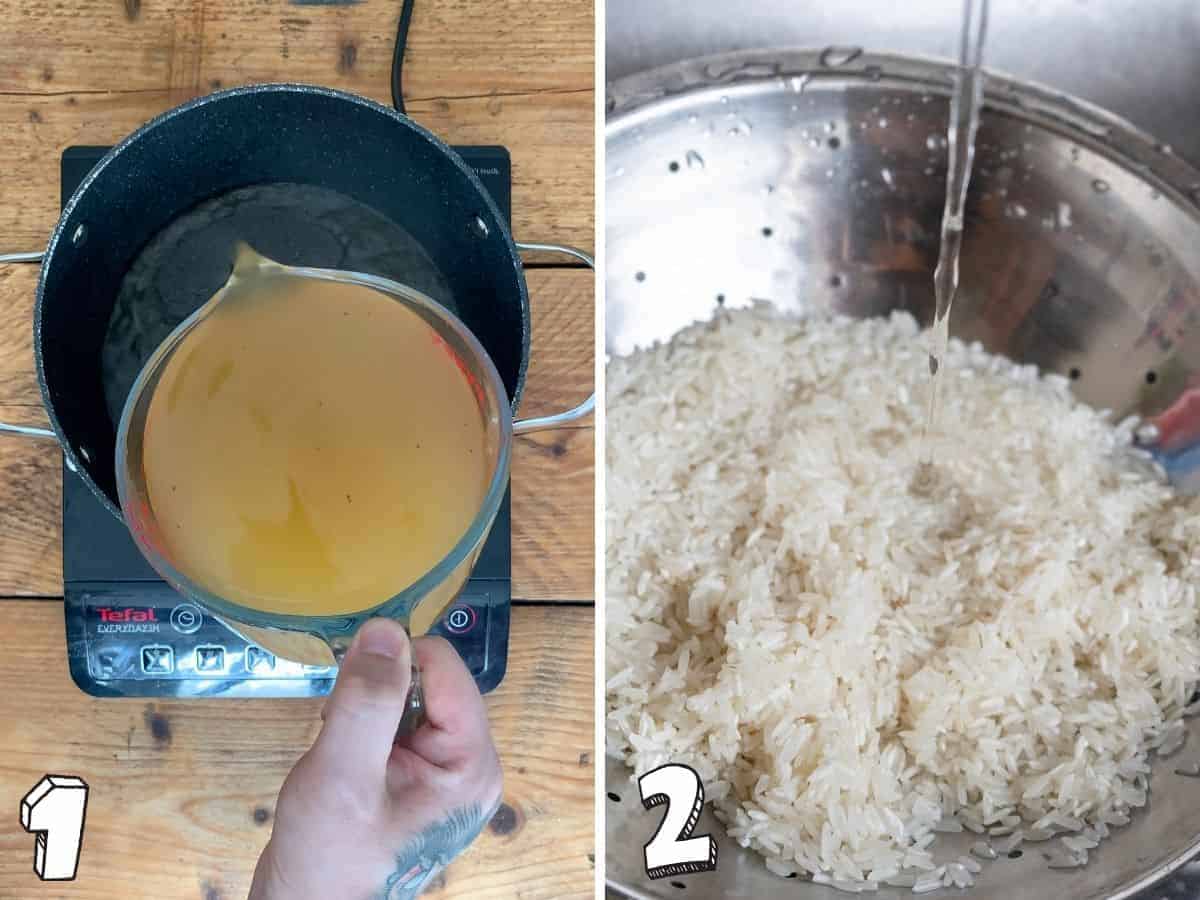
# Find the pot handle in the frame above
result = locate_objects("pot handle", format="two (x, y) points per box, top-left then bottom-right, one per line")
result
(511, 241), (595, 434)
(0, 251), (56, 440)
(0, 422), (56, 440)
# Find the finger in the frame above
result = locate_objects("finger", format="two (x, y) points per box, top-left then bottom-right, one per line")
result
(396, 636), (493, 768)
(310, 618), (413, 777)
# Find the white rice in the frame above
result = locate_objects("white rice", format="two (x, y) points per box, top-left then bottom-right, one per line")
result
(606, 305), (1200, 884)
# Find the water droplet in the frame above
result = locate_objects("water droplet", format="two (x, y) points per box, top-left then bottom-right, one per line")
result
(906, 112), (916, 122)
(921, 94), (932, 104)
(880, 168), (895, 189)
(1056, 201), (1073, 229)
(1005, 202), (1028, 219)
(763, 184), (775, 195)
(1070, 146), (1081, 162)
(1092, 178), (1110, 193)
(790, 75), (810, 93)
(928, 355), (939, 375)
(790, 104), (800, 113)
(1159, 143), (1174, 155)
(924, 166), (936, 176)
(809, 137), (822, 149)
(704, 61), (781, 82)
(719, 95), (729, 105)
(825, 121), (837, 133)
(470, 215), (490, 238)
(687, 113), (698, 124)
(926, 134), (948, 152)
(878, 117), (889, 128)
(819, 45), (863, 67)
(825, 168), (835, 179)
(865, 65), (882, 81)
(685, 149), (705, 170)
(1150, 188), (1161, 200)
(612, 166), (625, 178)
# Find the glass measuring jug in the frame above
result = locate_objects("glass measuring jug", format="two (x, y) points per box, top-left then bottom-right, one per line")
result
(115, 246), (515, 731)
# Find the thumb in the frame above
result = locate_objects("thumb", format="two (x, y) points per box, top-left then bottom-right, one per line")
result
(311, 618), (414, 777)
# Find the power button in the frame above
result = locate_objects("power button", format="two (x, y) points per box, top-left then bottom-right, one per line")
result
(444, 606), (476, 635)
(170, 603), (203, 635)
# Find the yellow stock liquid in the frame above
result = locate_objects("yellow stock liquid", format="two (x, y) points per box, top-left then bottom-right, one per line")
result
(140, 271), (491, 623)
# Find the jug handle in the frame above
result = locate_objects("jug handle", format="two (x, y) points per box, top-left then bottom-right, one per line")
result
(330, 636), (426, 741)
(0, 250), (57, 440)
(511, 241), (596, 434)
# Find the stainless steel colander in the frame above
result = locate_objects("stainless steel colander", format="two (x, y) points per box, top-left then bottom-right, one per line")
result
(605, 49), (1200, 900)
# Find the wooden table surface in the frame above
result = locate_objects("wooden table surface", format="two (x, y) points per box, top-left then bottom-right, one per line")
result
(0, 2), (594, 898)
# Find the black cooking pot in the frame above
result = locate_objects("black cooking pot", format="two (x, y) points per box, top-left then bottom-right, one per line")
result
(15, 83), (590, 517)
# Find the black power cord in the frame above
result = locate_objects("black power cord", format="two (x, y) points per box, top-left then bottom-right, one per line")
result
(391, 0), (416, 114)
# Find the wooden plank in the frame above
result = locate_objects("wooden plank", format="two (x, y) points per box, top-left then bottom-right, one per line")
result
(512, 427), (594, 599)
(0, 264), (593, 415)
(0, 0), (594, 255)
(0, 600), (594, 899)
(0, 266), (592, 599)
(0, 265), (39, 407)
(0, 418), (595, 599)
(0, 404), (57, 590)
(0, 0), (593, 96)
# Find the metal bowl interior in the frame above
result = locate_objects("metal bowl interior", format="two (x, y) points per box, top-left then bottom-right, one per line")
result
(605, 50), (1200, 900)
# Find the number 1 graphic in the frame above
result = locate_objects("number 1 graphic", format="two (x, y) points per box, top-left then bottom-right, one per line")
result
(20, 775), (89, 881)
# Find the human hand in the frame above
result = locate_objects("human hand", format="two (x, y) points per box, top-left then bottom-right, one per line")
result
(249, 618), (503, 900)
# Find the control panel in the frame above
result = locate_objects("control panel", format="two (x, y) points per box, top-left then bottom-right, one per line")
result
(65, 581), (510, 699)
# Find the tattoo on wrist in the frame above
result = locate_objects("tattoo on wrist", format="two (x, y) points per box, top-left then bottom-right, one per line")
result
(378, 803), (494, 899)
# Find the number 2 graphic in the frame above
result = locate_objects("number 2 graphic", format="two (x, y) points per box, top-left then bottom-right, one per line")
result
(638, 764), (717, 879)
(20, 775), (89, 881)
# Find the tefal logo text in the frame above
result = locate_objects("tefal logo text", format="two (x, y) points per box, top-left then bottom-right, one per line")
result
(97, 608), (158, 623)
